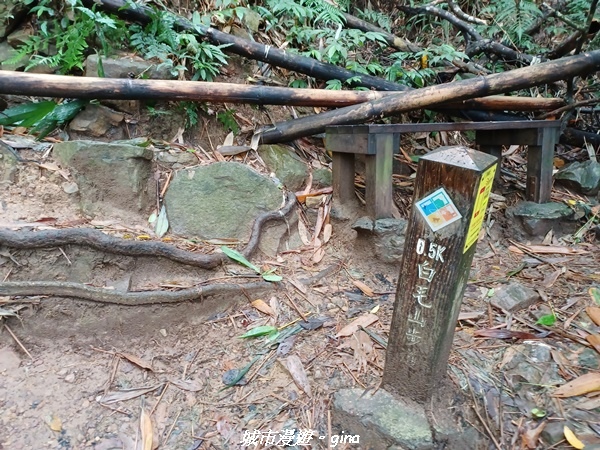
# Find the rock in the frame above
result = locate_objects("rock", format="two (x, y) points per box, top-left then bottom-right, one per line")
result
(0, 144), (18, 184)
(85, 54), (174, 79)
(68, 104), (126, 141)
(64, 373), (76, 383)
(0, 1), (28, 40)
(258, 212), (303, 257)
(0, 41), (27, 71)
(157, 151), (198, 168)
(241, 9), (262, 33)
(506, 201), (573, 236)
(540, 421), (568, 446)
(353, 217), (407, 263)
(555, 160), (600, 196)
(258, 144), (309, 191)
(62, 181), (79, 194)
(6, 27), (32, 48)
(54, 141), (154, 220)
(490, 282), (540, 312)
(305, 195), (325, 209)
(164, 162), (283, 240)
(0, 346), (21, 370)
(312, 167), (332, 188)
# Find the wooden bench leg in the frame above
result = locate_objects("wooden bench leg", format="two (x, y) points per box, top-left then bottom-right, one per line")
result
(526, 128), (557, 203)
(332, 152), (356, 207)
(365, 133), (397, 219)
(476, 130), (503, 182)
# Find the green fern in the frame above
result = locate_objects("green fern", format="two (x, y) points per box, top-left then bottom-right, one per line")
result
(480, 0), (542, 50)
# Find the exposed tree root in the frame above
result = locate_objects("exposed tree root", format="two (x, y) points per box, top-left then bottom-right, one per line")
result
(0, 192), (297, 269)
(0, 281), (275, 305)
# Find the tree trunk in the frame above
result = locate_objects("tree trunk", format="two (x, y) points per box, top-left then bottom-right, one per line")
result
(258, 50), (600, 144)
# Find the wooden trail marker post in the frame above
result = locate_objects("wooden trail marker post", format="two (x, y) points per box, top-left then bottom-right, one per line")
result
(382, 146), (497, 404)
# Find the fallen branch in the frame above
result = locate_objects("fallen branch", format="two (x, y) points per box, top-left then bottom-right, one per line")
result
(0, 192), (296, 269)
(81, 0), (519, 124)
(0, 72), (400, 107)
(0, 281), (274, 305)
(258, 50), (600, 143)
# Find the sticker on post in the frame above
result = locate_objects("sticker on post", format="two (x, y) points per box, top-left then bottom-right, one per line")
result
(463, 164), (497, 253)
(415, 188), (462, 232)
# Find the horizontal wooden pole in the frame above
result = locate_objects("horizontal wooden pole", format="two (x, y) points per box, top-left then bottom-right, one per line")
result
(0, 72), (566, 111)
(0, 71), (395, 107)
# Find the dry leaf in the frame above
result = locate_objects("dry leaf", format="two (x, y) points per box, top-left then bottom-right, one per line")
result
(586, 334), (600, 354)
(169, 378), (203, 392)
(48, 415), (62, 432)
(312, 247), (325, 264)
(118, 352), (153, 371)
(323, 223), (332, 243)
(223, 131), (234, 147)
(352, 280), (374, 297)
(97, 385), (162, 404)
(574, 396), (600, 410)
(586, 307), (600, 326)
(140, 407), (153, 450)
(552, 372), (600, 398)
(457, 311), (483, 321)
(563, 425), (585, 449)
(283, 354), (312, 397)
(336, 313), (379, 338)
(522, 421), (545, 449)
(541, 268), (564, 288)
(251, 299), (275, 316)
(508, 244), (587, 255)
(298, 219), (311, 246)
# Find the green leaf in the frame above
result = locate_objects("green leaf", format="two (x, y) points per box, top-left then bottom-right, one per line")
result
(148, 212), (157, 224)
(31, 99), (87, 139)
(262, 273), (283, 282)
(590, 287), (600, 306)
(155, 205), (169, 237)
(0, 101), (56, 127)
(221, 246), (260, 273)
(238, 325), (278, 339)
(536, 314), (556, 326)
(531, 407), (546, 418)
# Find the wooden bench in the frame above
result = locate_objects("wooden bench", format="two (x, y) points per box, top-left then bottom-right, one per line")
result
(324, 120), (562, 219)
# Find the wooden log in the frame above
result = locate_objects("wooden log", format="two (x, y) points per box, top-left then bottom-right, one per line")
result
(80, 0), (521, 124)
(0, 71), (399, 107)
(0, 72), (565, 112)
(382, 146), (497, 404)
(259, 50), (600, 144)
(438, 95), (565, 111)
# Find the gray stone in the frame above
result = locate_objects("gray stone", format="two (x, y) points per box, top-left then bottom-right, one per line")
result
(258, 144), (309, 191)
(84, 54), (174, 79)
(0, 41), (27, 71)
(258, 211), (303, 257)
(353, 217), (407, 263)
(68, 104), (125, 141)
(0, 144), (18, 184)
(540, 421), (567, 446)
(164, 162), (283, 240)
(157, 151), (198, 167)
(6, 28), (32, 48)
(241, 8), (262, 33)
(333, 388), (432, 450)
(506, 201), (573, 236)
(490, 282), (540, 312)
(54, 141), (153, 220)
(312, 167), (332, 188)
(0, 1), (28, 39)
(556, 160), (600, 195)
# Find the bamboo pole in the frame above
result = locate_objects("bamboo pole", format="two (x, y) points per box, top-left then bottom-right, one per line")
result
(258, 50), (600, 143)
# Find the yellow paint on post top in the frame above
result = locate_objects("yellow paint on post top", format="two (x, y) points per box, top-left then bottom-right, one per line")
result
(463, 164), (497, 253)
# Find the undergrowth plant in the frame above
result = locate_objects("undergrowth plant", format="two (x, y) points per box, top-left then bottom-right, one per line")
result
(9, 0), (126, 73)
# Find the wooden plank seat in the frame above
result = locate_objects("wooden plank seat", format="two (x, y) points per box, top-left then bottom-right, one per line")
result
(324, 120), (562, 219)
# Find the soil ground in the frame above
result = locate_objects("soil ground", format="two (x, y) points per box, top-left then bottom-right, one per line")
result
(1, 121), (599, 450)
